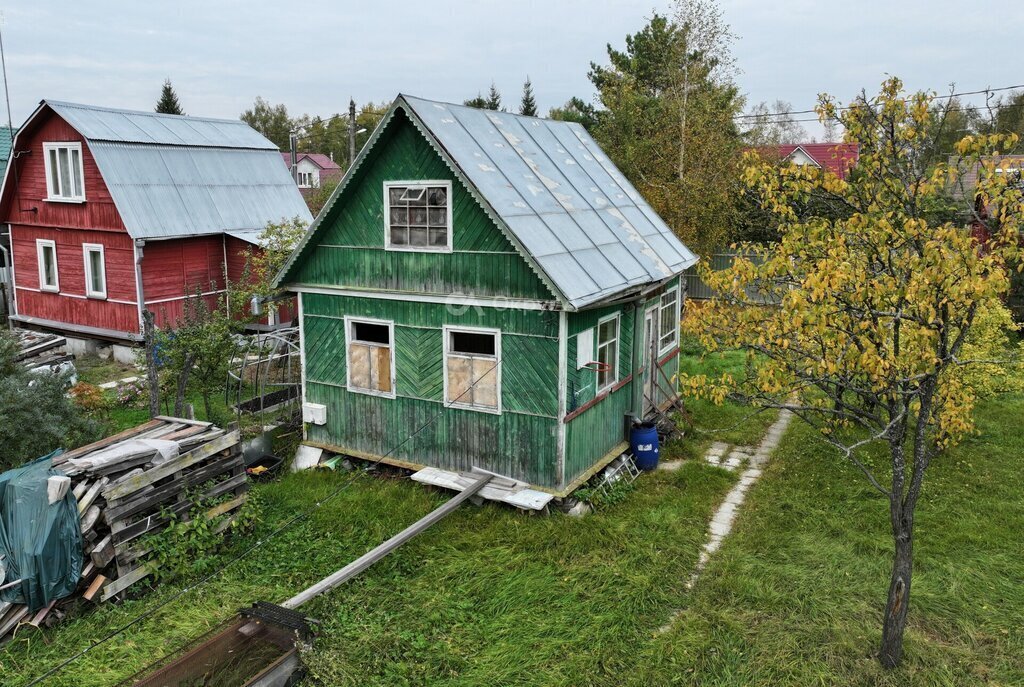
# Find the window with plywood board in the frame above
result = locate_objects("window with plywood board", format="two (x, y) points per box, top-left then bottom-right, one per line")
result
(444, 326), (500, 413)
(345, 317), (395, 398)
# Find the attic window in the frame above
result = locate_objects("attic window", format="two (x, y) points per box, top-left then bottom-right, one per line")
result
(43, 142), (85, 202)
(444, 326), (500, 413)
(297, 171), (316, 188)
(384, 181), (451, 252)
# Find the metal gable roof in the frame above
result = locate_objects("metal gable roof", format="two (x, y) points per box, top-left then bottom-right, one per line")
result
(46, 101), (275, 149)
(400, 96), (697, 309)
(37, 101), (311, 240)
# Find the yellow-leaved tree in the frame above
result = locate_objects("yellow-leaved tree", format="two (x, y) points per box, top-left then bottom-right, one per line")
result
(682, 77), (1024, 668)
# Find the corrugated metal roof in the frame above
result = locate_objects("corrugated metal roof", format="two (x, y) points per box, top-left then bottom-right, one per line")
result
(225, 228), (266, 245)
(34, 101), (312, 240)
(46, 101), (274, 149)
(401, 96), (697, 308)
(90, 143), (312, 240)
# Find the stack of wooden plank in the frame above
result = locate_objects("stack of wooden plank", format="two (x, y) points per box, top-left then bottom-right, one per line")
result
(13, 328), (74, 373)
(0, 417), (246, 642)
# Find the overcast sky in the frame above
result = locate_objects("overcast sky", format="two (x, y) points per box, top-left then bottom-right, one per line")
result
(2, 0), (1022, 139)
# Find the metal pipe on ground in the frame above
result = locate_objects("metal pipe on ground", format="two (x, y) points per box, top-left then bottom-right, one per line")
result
(126, 472), (492, 686)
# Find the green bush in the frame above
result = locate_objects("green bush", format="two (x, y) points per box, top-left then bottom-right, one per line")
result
(0, 330), (99, 472)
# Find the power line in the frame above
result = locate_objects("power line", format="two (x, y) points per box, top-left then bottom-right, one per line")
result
(26, 354), (506, 686)
(734, 82), (1024, 122)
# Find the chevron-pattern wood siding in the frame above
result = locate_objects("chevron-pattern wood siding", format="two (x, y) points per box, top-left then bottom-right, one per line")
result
(290, 112), (554, 301)
(302, 293), (561, 487)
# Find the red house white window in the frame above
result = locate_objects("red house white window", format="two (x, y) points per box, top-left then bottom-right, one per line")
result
(43, 142), (86, 202)
(36, 239), (59, 292)
(83, 243), (107, 299)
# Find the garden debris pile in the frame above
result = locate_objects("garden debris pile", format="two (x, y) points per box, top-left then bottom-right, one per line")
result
(0, 416), (246, 643)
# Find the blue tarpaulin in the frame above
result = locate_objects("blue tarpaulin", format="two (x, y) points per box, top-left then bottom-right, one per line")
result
(0, 451), (82, 612)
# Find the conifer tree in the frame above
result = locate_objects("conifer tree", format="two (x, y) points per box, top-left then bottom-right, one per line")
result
(155, 79), (184, 115)
(519, 77), (538, 117)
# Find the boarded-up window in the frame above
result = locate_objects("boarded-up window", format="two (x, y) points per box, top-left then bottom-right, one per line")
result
(347, 319), (394, 397)
(445, 328), (500, 412)
(658, 287), (679, 353)
(596, 315), (618, 392)
(385, 182), (451, 251)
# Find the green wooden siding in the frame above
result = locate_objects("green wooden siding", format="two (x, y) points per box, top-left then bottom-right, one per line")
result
(302, 293), (560, 487)
(306, 384), (557, 486)
(565, 304), (635, 410)
(290, 112), (554, 301)
(302, 292), (558, 337)
(563, 385), (633, 485)
(560, 302), (637, 485)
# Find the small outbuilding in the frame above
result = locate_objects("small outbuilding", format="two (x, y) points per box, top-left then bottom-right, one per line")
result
(277, 95), (698, 494)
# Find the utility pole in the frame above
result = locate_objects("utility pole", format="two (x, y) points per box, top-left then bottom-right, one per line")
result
(348, 98), (356, 169)
(289, 130), (298, 183)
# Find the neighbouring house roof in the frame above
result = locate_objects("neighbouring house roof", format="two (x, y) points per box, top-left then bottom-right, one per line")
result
(0, 127), (16, 166)
(278, 95), (698, 310)
(280, 152), (342, 171)
(776, 143), (859, 178)
(3, 101), (312, 241)
(948, 154), (1024, 199)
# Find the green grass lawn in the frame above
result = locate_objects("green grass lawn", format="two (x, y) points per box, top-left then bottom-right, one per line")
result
(73, 355), (138, 386)
(643, 393), (1024, 686)
(0, 465), (736, 686)
(5, 352), (1021, 686)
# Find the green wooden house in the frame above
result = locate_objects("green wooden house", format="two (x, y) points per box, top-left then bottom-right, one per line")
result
(276, 95), (698, 495)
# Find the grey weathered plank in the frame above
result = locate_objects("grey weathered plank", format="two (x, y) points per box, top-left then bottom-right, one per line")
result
(103, 431), (240, 501)
(104, 457), (245, 525)
(55, 419), (165, 464)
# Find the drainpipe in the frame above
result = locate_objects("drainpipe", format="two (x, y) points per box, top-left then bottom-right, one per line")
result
(134, 238), (146, 335)
(0, 226), (13, 329)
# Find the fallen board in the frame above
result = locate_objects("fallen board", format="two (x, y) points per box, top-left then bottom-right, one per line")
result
(411, 467), (554, 511)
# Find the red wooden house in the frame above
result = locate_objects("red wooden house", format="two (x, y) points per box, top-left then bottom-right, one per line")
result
(0, 100), (312, 352)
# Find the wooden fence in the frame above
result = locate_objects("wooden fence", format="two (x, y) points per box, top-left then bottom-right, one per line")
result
(683, 250), (779, 304)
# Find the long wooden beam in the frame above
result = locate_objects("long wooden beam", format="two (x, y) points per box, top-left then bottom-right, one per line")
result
(281, 473), (491, 610)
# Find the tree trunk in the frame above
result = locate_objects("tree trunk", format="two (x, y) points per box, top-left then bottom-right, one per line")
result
(880, 511), (914, 668)
(173, 354), (194, 417)
(142, 310), (160, 418)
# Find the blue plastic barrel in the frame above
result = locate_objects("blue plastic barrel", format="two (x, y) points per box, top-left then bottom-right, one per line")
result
(630, 422), (660, 471)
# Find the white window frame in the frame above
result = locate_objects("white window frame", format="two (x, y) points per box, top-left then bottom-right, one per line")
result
(595, 313), (620, 394)
(83, 243), (107, 299)
(297, 170), (315, 189)
(383, 180), (453, 253)
(42, 142), (86, 203)
(657, 286), (680, 355)
(442, 325), (501, 415)
(344, 316), (397, 399)
(36, 239), (59, 292)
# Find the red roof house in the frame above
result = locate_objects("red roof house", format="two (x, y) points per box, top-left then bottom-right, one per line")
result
(776, 143), (859, 178)
(281, 152), (343, 192)
(0, 101), (312, 347)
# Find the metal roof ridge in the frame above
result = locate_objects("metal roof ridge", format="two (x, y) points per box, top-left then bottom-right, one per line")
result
(43, 99), (249, 126)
